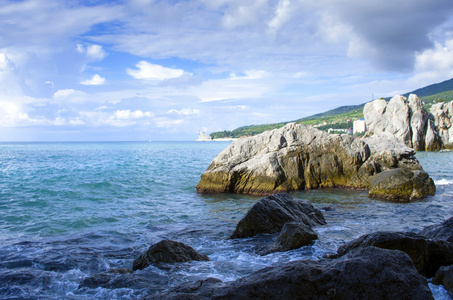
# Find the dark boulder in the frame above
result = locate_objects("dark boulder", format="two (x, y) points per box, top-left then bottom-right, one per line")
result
(132, 240), (210, 271)
(335, 231), (453, 277)
(368, 168), (435, 201)
(230, 193), (326, 239)
(433, 265), (453, 294)
(420, 216), (453, 243)
(147, 247), (433, 300)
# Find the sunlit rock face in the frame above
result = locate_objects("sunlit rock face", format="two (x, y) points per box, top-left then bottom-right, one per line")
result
(364, 94), (453, 151)
(197, 123), (435, 200)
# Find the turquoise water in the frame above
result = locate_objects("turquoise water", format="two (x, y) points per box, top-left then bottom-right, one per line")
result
(0, 142), (452, 299)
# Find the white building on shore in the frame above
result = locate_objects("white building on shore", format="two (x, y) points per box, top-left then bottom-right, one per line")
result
(197, 131), (212, 141)
(353, 119), (366, 134)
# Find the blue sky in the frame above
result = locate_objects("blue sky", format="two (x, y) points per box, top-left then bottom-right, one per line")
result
(1, 0), (453, 141)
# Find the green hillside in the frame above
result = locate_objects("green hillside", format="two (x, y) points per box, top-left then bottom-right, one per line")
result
(209, 78), (453, 139)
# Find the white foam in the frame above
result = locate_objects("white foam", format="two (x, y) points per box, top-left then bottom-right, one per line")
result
(435, 179), (453, 186)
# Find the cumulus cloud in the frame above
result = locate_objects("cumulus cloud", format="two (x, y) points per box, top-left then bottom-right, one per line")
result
(127, 61), (186, 80)
(80, 74), (106, 85)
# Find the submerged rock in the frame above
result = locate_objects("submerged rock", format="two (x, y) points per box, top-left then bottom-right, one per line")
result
(147, 247), (433, 300)
(420, 216), (453, 243)
(79, 269), (167, 291)
(197, 123), (435, 199)
(132, 240), (210, 271)
(335, 231), (453, 277)
(230, 193), (325, 239)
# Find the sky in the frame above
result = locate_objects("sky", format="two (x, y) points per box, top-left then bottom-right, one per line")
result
(1, 0), (453, 141)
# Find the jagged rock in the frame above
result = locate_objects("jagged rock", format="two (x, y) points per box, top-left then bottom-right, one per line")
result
(146, 247), (433, 300)
(230, 193), (326, 239)
(368, 168), (435, 201)
(364, 94), (452, 151)
(431, 101), (453, 149)
(335, 231), (453, 277)
(197, 123), (435, 200)
(132, 240), (210, 271)
(364, 95), (413, 147)
(420, 216), (453, 243)
(433, 265), (453, 293)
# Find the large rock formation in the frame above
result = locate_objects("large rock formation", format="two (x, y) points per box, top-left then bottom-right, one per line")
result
(147, 247), (434, 300)
(364, 94), (452, 151)
(430, 101), (453, 149)
(197, 123), (435, 200)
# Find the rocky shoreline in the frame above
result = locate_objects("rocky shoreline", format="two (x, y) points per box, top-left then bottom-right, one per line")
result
(80, 193), (453, 299)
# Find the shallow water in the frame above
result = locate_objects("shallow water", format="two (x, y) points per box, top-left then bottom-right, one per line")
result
(0, 142), (452, 299)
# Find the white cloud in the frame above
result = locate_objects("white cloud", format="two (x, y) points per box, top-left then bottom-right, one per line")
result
(127, 61), (186, 80)
(167, 108), (200, 115)
(53, 89), (88, 102)
(268, 0), (292, 34)
(0, 53), (15, 71)
(114, 109), (153, 120)
(80, 74), (106, 85)
(77, 44), (107, 61)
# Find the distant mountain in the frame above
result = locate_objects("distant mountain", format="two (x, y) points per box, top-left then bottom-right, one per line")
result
(209, 78), (453, 139)
(403, 77), (453, 98)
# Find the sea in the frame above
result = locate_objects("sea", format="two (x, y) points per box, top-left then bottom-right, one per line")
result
(0, 141), (452, 299)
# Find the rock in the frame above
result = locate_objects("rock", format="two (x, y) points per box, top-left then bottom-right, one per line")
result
(368, 168), (435, 201)
(364, 95), (413, 147)
(147, 247), (433, 300)
(364, 94), (443, 151)
(364, 95), (453, 151)
(132, 240), (210, 271)
(335, 231), (453, 277)
(433, 265), (453, 294)
(196, 123), (434, 199)
(230, 193), (326, 239)
(275, 222), (318, 251)
(431, 101), (453, 149)
(420, 216), (453, 243)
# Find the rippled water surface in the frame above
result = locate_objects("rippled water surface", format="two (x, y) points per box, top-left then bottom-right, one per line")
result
(0, 142), (452, 299)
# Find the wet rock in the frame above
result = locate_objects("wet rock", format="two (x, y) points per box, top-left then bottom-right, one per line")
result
(368, 168), (435, 201)
(276, 222), (318, 251)
(433, 265), (453, 293)
(132, 240), (210, 271)
(335, 231), (453, 277)
(197, 122), (434, 200)
(420, 216), (453, 243)
(230, 193), (326, 239)
(147, 247), (433, 300)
